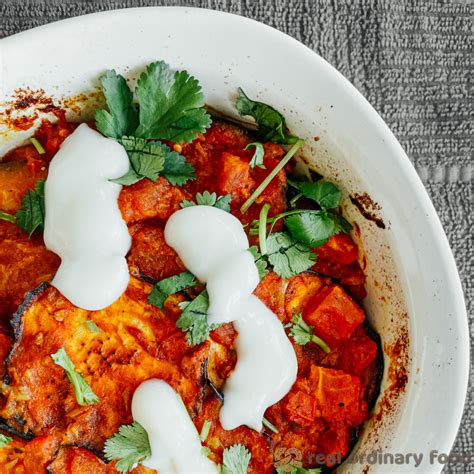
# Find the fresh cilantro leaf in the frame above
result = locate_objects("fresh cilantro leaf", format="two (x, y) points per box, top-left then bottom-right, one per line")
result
(199, 419), (212, 442)
(30, 137), (46, 155)
(148, 271), (197, 309)
(276, 467), (322, 474)
(245, 142), (265, 169)
(0, 210), (16, 224)
(111, 136), (166, 185)
(135, 61), (211, 143)
(51, 346), (99, 406)
(221, 444), (251, 474)
(285, 210), (351, 248)
(95, 70), (138, 139)
(162, 152), (196, 185)
(236, 88), (300, 144)
(180, 191), (231, 212)
(16, 179), (45, 237)
(84, 320), (101, 333)
(288, 313), (330, 353)
(177, 291), (217, 346)
(266, 232), (315, 278)
(0, 433), (12, 447)
(104, 421), (151, 474)
(290, 179), (341, 210)
(248, 246), (269, 280)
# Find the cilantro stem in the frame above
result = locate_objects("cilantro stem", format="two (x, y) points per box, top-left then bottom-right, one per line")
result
(240, 139), (304, 214)
(258, 203), (271, 256)
(0, 210), (17, 224)
(30, 137), (46, 155)
(262, 417), (279, 434)
(290, 192), (303, 207)
(311, 335), (331, 354)
(199, 419), (212, 442)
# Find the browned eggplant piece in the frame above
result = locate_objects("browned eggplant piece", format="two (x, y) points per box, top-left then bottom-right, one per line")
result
(1, 277), (205, 452)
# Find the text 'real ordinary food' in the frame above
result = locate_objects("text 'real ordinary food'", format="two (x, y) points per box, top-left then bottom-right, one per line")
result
(0, 61), (382, 473)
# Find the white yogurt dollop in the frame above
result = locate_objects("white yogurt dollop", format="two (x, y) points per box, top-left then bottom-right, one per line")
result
(44, 123), (131, 311)
(165, 205), (297, 431)
(132, 379), (218, 473)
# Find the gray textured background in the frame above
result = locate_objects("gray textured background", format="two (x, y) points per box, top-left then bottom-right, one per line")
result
(1, 0), (472, 472)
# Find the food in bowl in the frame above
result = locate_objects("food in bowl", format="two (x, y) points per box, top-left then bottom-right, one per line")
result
(0, 61), (382, 473)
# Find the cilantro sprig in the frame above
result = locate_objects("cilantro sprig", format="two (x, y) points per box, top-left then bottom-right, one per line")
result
(245, 142), (265, 169)
(177, 290), (219, 346)
(0, 179), (46, 237)
(51, 346), (99, 406)
(181, 191), (231, 212)
(221, 444), (252, 474)
(248, 246), (269, 280)
(288, 313), (330, 353)
(0, 433), (12, 448)
(104, 421), (151, 474)
(148, 271), (197, 309)
(236, 89), (300, 145)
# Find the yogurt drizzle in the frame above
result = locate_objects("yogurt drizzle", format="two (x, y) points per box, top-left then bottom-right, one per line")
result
(44, 124), (131, 311)
(165, 205), (297, 431)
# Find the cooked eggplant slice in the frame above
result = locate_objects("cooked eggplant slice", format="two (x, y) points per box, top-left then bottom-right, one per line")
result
(1, 277), (205, 451)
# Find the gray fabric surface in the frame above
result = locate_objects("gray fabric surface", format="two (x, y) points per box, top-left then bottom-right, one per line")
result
(1, 0), (472, 472)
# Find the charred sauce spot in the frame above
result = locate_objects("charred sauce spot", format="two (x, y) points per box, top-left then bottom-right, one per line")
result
(350, 193), (386, 229)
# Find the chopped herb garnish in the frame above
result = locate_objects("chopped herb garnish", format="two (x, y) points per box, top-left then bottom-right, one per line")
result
(0, 210), (17, 224)
(51, 347), (99, 406)
(262, 417), (279, 434)
(257, 203), (271, 256)
(288, 313), (330, 353)
(240, 139), (304, 213)
(162, 152), (196, 185)
(148, 271), (197, 309)
(266, 232), (315, 278)
(276, 467), (322, 474)
(221, 444), (251, 474)
(177, 291), (218, 346)
(104, 421), (151, 474)
(0, 433), (12, 448)
(236, 88), (300, 144)
(95, 69), (139, 139)
(16, 179), (46, 237)
(30, 137), (46, 155)
(199, 419), (212, 442)
(245, 142), (265, 169)
(135, 61), (211, 143)
(84, 320), (101, 333)
(248, 246), (269, 280)
(288, 179), (341, 210)
(180, 191), (231, 212)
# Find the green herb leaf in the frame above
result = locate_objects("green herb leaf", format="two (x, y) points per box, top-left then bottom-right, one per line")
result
(95, 70), (138, 139)
(290, 179), (341, 210)
(276, 467), (322, 474)
(199, 419), (212, 442)
(51, 347), (99, 406)
(30, 137), (46, 155)
(288, 313), (330, 353)
(104, 421), (151, 474)
(266, 232), (315, 278)
(221, 444), (251, 474)
(16, 180), (45, 237)
(236, 88), (300, 144)
(162, 152), (196, 185)
(135, 61), (211, 143)
(248, 246), (269, 281)
(245, 142), (265, 169)
(84, 320), (101, 333)
(285, 210), (351, 248)
(0, 433), (12, 448)
(180, 191), (231, 212)
(0, 210), (17, 224)
(148, 271), (197, 309)
(177, 291), (217, 346)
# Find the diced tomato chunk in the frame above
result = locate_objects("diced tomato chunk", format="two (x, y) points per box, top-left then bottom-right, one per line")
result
(309, 366), (367, 425)
(316, 233), (358, 265)
(337, 333), (378, 376)
(285, 391), (317, 427)
(303, 285), (365, 346)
